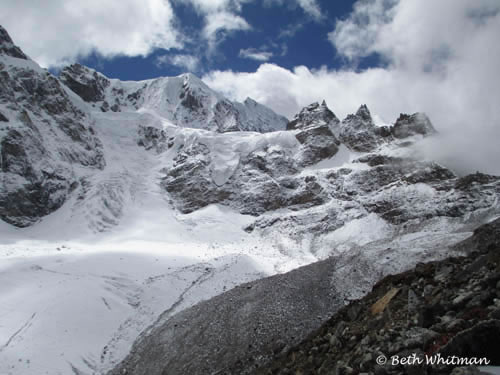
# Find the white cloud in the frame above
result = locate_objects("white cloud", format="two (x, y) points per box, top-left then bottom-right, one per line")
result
(179, 0), (251, 49)
(296, 0), (323, 20)
(181, 0), (248, 13)
(264, 0), (323, 21)
(239, 48), (273, 61)
(328, 0), (398, 61)
(0, 0), (181, 68)
(203, 11), (251, 45)
(156, 54), (200, 72)
(204, 0), (500, 175)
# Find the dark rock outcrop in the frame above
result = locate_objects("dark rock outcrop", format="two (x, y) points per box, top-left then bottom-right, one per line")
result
(59, 63), (110, 103)
(339, 104), (383, 152)
(137, 125), (169, 153)
(0, 25), (104, 227)
(287, 101), (341, 166)
(287, 101), (339, 131)
(161, 139), (331, 216)
(0, 25), (28, 59)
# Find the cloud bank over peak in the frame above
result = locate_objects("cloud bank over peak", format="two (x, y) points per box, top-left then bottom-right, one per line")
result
(203, 0), (500, 174)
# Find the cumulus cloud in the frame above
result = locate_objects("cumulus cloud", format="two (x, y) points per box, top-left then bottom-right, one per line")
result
(0, 0), (181, 67)
(239, 48), (273, 61)
(156, 53), (200, 72)
(204, 0), (500, 174)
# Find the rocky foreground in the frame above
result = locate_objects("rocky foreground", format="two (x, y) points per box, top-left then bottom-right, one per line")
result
(109, 218), (500, 375)
(258, 218), (500, 375)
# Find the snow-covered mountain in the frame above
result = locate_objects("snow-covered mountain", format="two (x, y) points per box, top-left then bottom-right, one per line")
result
(59, 63), (288, 133)
(1, 24), (499, 375)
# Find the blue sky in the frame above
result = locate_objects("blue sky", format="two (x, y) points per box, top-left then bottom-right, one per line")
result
(78, 1), (364, 80)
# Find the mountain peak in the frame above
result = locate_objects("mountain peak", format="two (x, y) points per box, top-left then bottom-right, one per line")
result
(287, 101), (339, 130)
(0, 24), (28, 60)
(355, 104), (372, 122)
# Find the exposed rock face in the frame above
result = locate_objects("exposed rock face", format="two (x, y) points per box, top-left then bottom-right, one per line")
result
(60, 64), (146, 112)
(0, 26), (104, 227)
(336, 106), (436, 152)
(258, 218), (500, 375)
(287, 101), (339, 130)
(339, 104), (383, 152)
(59, 63), (110, 103)
(287, 101), (341, 166)
(147, 98), (500, 233)
(0, 25), (27, 59)
(137, 125), (169, 153)
(161, 133), (330, 216)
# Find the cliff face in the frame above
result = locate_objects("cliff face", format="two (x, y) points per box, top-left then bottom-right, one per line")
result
(0, 26), (104, 227)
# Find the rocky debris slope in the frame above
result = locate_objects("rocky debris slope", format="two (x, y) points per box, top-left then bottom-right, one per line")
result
(258, 218), (500, 375)
(0, 25), (104, 227)
(107, 257), (341, 375)
(108, 217), (500, 375)
(60, 64), (288, 133)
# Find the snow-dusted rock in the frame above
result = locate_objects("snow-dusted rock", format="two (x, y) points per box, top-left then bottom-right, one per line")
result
(287, 101), (341, 166)
(59, 63), (111, 103)
(287, 100), (339, 130)
(0, 27), (104, 227)
(161, 130), (329, 215)
(339, 104), (384, 152)
(60, 65), (288, 133)
(0, 25), (27, 59)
